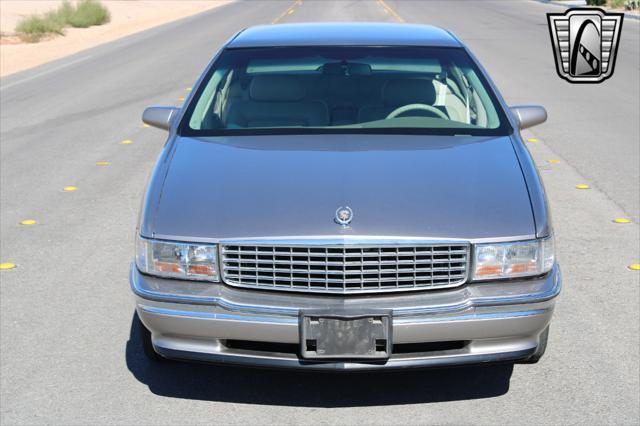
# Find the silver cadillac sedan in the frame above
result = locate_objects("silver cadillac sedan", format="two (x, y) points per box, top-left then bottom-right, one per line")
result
(131, 22), (560, 370)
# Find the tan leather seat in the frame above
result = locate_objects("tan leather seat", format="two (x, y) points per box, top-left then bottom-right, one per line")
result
(226, 75), (329, 128)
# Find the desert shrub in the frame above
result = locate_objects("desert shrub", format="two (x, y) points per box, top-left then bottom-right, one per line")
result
(67, 0), (111, 28)
(15, 0), (110, 42)
(15, 14), (65, 42)
(56, 1), (76, 23)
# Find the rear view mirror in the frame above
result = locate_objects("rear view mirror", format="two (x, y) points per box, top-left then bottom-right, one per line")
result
(510, 105), (547, 130)
(142, 106), (180, 131)
(321, 62), (372, 76)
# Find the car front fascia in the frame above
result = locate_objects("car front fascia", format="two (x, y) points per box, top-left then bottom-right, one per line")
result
(131, 261), (561, 370)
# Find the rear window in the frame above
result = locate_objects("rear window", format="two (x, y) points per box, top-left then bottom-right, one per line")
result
(180, 46), (511, 136)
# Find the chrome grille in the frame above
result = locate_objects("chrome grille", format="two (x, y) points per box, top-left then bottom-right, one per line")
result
(221, 243), (469, 294)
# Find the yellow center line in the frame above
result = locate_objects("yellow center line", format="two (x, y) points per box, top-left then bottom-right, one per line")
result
(378, 0), (405, 23)
(272, 0), (302, 24)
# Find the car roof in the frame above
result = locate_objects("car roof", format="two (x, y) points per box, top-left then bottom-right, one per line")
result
(227, 22), (462, 48)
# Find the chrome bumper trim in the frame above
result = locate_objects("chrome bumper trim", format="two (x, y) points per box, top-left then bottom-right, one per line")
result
(130, 264), (561, 318)
(139, 304), (298, 324)
(392, 308), (548, 324)
(130, 266), (298, 316)
(139, 304), (549, 325)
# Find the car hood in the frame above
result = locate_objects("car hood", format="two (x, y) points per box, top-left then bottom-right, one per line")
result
(149, 134), (535, 241)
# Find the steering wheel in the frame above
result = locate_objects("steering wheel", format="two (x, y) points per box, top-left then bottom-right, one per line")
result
(386, 103), (449, 120)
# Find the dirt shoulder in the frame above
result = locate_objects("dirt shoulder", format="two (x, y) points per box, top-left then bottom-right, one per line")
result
(0, 1), (231, 77)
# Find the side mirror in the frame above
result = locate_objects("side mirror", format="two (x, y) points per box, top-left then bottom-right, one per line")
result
(510, 105), (547, 130)
(142, 106), (180, 131)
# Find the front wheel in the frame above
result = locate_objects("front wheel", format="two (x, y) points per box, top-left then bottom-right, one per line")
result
(520, 326), (549, 364)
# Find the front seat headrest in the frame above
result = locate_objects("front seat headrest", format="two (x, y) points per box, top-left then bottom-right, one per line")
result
(382, 79), (436, 106)
(249, 75), (306, 102)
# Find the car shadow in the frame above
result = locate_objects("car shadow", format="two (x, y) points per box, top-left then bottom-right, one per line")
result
(126, 313), (514, 407)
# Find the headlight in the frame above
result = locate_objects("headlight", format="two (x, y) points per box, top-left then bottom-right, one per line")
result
(136, 236), (219, 282)
(472, 237), (554, 281)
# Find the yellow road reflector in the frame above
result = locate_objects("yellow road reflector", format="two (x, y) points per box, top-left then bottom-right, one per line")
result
(527, 138), (538, 143)
(548, 159), (561, 164)
(63, 186), (78, 192)
(575, 184), (590, 190)
(20, 219), (37, 225)
(142, 123), (150, 128)
(0, 263), (16, 270)
(120, 139), (133, 145)
(186, 87), (192, 91)
(287, 8), (294, 14)
(177, 96), (185, 101)
(613, 218), (631, 224)
(628, 264), (640, 271)
(95, 161), (110, 166)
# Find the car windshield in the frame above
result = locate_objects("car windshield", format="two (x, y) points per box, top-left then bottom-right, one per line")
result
(180, 46), (511, 136)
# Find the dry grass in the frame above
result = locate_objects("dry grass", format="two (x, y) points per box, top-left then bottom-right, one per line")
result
(16, 0), (110, 43)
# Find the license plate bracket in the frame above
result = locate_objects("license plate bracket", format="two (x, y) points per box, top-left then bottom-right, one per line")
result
(300, 312), (391, 359)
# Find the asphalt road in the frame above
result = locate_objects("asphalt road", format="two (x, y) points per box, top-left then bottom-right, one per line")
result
(1, 1), (639, 424)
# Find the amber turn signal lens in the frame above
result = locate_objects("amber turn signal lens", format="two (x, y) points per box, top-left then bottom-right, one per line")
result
(188, 264), (214, 275)
(155, 262), (183, 273)
(475, 265), (502, 276)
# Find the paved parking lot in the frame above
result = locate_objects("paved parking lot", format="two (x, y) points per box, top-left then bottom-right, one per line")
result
(1, 1), (638, 424)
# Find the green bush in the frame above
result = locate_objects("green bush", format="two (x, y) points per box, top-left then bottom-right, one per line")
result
(67, 0), (111, 28)
(15, 14), (65, 42)
(15, 0), (110, 42)
(56, 1), (77, 24)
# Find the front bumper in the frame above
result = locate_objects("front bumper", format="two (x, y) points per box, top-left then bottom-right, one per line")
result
(131, 264), (561, 370)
